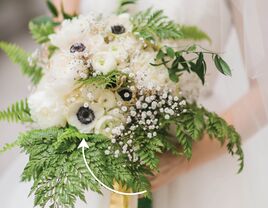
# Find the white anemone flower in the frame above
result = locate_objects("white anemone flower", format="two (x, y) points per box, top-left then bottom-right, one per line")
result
(28, 89), (66, 128)
(66, 101), (105, 133)
(91, 52), (117, 74)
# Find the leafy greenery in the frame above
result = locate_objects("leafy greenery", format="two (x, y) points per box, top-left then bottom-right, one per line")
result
(180, 25), (211, 43)
(131, 9), (210, 46)
(78, 70), (126, 89)
(0, 140), (20, 154)
(46, 0), (59, 17)
(151, 45), (232, 84)
(131, 8), (183, 44)
(0, 99), (32, 123)
(0, 41), (43, 85)
(19, 127), (151, 208)
(172, 103), (244, 172)
(29, 16), (55, 44)
(116, 0), (139, 14)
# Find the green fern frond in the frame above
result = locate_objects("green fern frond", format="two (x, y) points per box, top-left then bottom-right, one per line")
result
(0, 41), (43, 85)
(29, 16), (55, 44)
(179, 25), (211, 43)
(131, 8), (183, 44)
(116, 0), (138, 14)
(0, 139), (19, 154)
(0, 99), (32, 123)
(78, 70), (125, 88)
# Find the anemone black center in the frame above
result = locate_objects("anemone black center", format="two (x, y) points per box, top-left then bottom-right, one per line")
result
(111, 25), (126, 34)
(70, 43), (86, 53)
(118, 88), (132, 101)
(76, 107), (95, 125)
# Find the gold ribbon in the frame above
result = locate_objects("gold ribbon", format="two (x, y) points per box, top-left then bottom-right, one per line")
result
(109, 182), (136, 208)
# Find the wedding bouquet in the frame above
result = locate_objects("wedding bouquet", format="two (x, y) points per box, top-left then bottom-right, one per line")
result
(0, 0), (244, 207)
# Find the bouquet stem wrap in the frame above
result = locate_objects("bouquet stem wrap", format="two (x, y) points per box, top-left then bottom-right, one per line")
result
(109, 182), (138, 208)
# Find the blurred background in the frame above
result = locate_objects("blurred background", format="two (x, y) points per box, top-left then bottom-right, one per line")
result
(0, 0), (268, 208)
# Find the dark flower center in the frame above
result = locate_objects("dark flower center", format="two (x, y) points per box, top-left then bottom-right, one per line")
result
(76, 107), (95, 125)
(70, 43), (86, 53)
(118, 88), (132, 101)
(111, 25), (126, 34)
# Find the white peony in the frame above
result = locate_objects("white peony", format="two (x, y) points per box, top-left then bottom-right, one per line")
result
(66, 101), (105, 133)
(28, 89), (66, 128)
(43, 52), (87, 95)
(91, 52), (117, 74)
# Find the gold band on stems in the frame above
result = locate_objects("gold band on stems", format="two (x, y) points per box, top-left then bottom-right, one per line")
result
(109, 182), (136, 208)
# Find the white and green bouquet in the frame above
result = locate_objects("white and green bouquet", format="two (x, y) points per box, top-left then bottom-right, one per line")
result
(0, 1), (243, 207)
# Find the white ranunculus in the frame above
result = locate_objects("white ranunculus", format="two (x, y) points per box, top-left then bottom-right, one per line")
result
(95, 109), (125, 138)
(66, 101), (105, 133)
(28, 89), (66, 128)
(91, 52), (117, 74)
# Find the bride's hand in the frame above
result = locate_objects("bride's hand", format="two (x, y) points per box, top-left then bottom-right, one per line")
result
(52, 0), (80, 20)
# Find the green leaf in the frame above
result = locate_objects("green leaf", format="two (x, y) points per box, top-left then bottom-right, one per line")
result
(131, 8), (183, 44)
(191, 52), (206, 84)
(0, 41), (43, 85)
(0, 99), (32, 123)
(46, 0), (59, 17)
(116, 0), (138, 14)
(166, 47), (175, 58)
(29, 17), (54, 44)
(156, 49), (165, 60)
(180, 25), (211, 43)
(214, 55), (232, 76)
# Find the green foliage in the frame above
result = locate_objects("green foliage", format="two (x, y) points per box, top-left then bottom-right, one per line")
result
(0, 139), (19, 154)
(29, 16), (55, 44)
(78, 70), (126, 89)
(116, 0), (138, 14)
(170, 103), (244, 172)
(131, 8), (183, 44)
(46, 0), (59, 17)
(19, 127), (151, 208)
(0, 99), (32, 123)
(0, 41), (43, 85)
(179, 25), (211, 43)
(151, 45), (232, 84)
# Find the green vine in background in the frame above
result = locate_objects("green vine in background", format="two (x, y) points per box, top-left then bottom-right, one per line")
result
(0, 41), (43, 85)
(151, 44), (232, 84)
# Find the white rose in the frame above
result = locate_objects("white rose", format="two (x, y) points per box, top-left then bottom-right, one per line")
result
(97, 90), (117, 110)
(92, 52), (117, 74)
(66, 101), (104, 133)
(28, 89), (66, 128)
(95, 109), (125, 138)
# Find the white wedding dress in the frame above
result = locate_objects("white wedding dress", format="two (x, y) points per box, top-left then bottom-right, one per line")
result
(1, 0), (268, 208)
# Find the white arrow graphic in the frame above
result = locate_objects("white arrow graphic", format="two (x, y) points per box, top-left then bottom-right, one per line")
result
(78, 139), (147, 196)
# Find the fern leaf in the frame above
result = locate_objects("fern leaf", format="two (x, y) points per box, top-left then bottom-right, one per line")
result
(131, 8), (182, 43)
(0, 41), (43, 85)
(29, 16), (55, 44)
(180, 25), (211, 43)
(0, 99), (32, 123)
(116, 0), (138, 14)
(0, 139), (19, 154)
